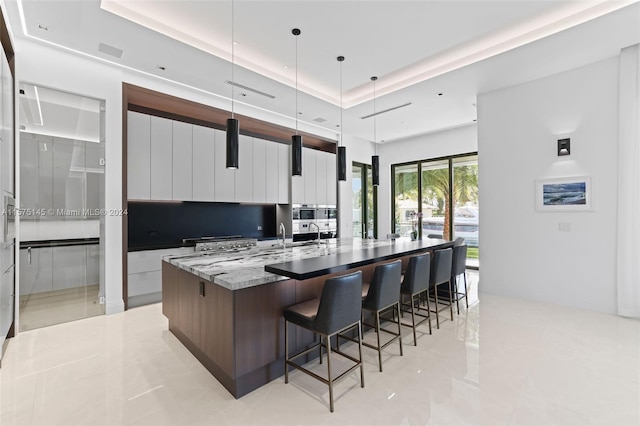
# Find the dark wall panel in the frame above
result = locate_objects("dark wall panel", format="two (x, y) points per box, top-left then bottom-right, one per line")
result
(128, 201), (276, 249)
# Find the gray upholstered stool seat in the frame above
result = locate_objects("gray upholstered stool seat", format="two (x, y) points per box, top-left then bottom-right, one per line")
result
(345, 260), (403, 372)
(399, 252), (432, 345)
(361, 282), (370, 299)
(429, 248), (454, 329)
(283, 271), (365, 413)
(451, 244), (469, 313)
(283, 299), (319, 328)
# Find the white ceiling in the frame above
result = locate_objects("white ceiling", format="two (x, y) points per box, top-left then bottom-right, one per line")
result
(5, 0), (640, 143)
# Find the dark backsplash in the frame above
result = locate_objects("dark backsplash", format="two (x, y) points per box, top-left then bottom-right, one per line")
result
(128, 201), (277, 250)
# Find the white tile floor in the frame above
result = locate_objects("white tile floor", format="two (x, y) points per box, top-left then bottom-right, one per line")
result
(19, 285), (104, 332)
(1, 272), (639, 425)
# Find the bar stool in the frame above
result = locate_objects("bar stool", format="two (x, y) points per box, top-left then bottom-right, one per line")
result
(451, 244), (469, 314)
(283, 271), (364, 413)
(453, 236), (465, 246)
(399, 252), (431, 345)
(361, 260), (403, 372)
(429, 248), (453, 329)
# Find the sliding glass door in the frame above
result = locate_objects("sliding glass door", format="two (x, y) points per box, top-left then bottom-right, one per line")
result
(452, 155), (479, 266)
(18, 84), (106, 331)
(352, 162), (376, 238)
(392, 153), (478, 265)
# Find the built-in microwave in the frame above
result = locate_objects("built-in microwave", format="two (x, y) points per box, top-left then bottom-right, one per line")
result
(316, 207), (337, 220)
(292, 205), (316, 221)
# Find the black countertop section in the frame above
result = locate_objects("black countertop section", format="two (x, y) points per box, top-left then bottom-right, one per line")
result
(20, 238), (99, 249)
(264, 239), (453, 281)
(128, 242), (196, 252)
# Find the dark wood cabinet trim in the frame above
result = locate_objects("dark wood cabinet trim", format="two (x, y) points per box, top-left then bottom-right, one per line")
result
(124, 83), (336, 152)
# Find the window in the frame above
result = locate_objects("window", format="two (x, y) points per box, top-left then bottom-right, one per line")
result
(392, 153), (478, 266)
(352, 162), (377, 238)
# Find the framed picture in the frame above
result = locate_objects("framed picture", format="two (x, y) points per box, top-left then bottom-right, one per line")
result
(535, 176), (592, 211)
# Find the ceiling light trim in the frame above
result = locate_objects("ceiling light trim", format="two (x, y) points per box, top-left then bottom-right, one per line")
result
(100, 0), (634, 109)
(16, 3), (336, 142)
(360, 102), (412, 120)
(224, 80), (276, 99)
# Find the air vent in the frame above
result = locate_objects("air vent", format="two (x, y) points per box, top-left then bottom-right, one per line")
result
(98, 42), (123, 59)
(225, 80), (275, 99)
(361, 102), (412, 119)
(313, 117), (327, 123)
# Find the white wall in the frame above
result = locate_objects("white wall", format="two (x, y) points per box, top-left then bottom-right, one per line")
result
(16, 39), (125, 314)
(477, 57), (619, 314)
(13, 38), (339, 316)
(338, 134), (375, 237)
(376, 125), (478, 238)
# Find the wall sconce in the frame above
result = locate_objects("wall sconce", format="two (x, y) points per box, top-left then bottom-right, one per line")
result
(557, 138), (570, 156)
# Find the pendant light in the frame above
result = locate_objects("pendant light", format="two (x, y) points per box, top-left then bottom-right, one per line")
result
(226, 0), (239, 169)
(291, 28), (302, 176)
(371, 76), (380, 186)
(337, 56), (347, 181)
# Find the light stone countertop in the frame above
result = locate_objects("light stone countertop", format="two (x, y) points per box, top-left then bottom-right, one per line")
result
(163, 238), (393, 291)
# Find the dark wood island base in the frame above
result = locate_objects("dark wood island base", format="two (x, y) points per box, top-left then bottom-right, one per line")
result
(162, 240), (452, 398)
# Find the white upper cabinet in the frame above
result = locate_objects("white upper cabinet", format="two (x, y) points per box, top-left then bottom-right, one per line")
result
(127, 111), (151, 200)
(290, 147), (337, 205)
(235, 135), (253, 202)
(265, 141), (279, 204)
(278, 144), (290, 204)
(150, 116), (173, 200)
(252, 138), (267, 203)
(303, 148), (317, 205)
(192, 125), (215, 202)
(128, 111), (321, 206)
(172, 121), (193, 201)
(326, 151), (337, 205)
(214, 129), (235, 202)
(291, 157), (304, 205)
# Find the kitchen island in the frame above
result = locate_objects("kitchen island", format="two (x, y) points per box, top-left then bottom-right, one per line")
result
(162, 238), (452, 398)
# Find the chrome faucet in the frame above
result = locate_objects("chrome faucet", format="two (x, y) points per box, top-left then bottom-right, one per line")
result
(279, 222), (286, 249)
(309, 222), (320, 245)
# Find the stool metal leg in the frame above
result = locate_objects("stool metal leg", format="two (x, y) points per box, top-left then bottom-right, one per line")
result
(358, 320), (365, 388)
(447, 280), (454, 321)
(463, 273), (469, 309)
(326, 334), (334, 413)
(454, 276), (460, 315)
(425, 291), (432, 334)
(284, 319), (289, 384)
(396, 302), (403, 356)
(375, 311), (382, 372)
(318, 334), (323, 364)
(434, 287), (440, 329)
(410, 294), (417, 345)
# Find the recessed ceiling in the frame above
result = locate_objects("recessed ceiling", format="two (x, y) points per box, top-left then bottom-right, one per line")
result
(99, 0), (635, 107)
(6, 0), (640, 143)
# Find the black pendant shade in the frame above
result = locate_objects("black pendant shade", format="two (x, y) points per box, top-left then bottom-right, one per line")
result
(372, 154), (380, 186)
(226, 118), (239, 169)
(338, 146), (346, 181)
(292, 134), (302, 176)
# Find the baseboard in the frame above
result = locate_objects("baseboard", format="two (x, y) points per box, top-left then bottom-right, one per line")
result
(127, 292), (161, 308)
(105, 299), (125, 314)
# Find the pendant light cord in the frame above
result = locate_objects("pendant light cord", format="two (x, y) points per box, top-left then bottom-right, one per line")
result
(339, 59), (343, 147)
(231, 0), (235, 118)
(372, 77), (377, 154)
(295, 33), (299, 135)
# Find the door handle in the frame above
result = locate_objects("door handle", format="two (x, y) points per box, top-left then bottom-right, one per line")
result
(28, 247), (32, 264)
(199, 281), (205, 297)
